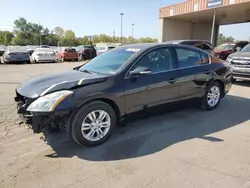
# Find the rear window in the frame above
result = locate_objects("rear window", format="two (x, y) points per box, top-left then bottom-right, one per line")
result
(36, 48), (53, 53)
(65, 48), (76, 52)
(202, 43), (212, 50)
(8, 48), (27, 53)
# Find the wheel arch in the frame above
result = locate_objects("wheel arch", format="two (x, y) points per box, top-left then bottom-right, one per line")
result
(208, 78), (225, 97)
(75, 97), (122, 124)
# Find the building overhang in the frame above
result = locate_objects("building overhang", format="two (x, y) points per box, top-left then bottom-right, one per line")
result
(160, 1), (250, 25)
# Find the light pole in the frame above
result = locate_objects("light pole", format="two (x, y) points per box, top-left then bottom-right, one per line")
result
(131, 24), (134, 38)
(39, 22), (42, 46)
(120, 13), (124, 44)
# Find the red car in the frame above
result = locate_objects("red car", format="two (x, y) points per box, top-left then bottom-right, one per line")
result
(56, 47), (79, 62)
(214, 41), (249, 60)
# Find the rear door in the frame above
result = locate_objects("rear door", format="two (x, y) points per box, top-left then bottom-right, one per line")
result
(173, 47), (211, 100)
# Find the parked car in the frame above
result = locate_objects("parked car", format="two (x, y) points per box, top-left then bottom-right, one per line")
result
(0, 45), (6, 56)
(31, 48), (56, 63)
(77, 45), (97, 60)
(96, 46), (116, 56)
(3, 47), (30, 64)
(214, 41), (249, 60)
(56, 47), (79, 62)
(26, 49), (34, 56)
(15, 43), (233, 147)
(164, 40), (214, 55)
(226, 43), (250, 81)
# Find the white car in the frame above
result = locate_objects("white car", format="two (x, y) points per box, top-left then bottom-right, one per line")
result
(32, 48), (57, 63)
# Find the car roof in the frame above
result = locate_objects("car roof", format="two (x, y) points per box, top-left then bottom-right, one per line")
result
(165, 40), (211, 45)
(115, 43), (210, 55)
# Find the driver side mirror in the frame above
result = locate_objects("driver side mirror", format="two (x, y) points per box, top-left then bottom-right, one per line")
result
(129, 66), (152, 77)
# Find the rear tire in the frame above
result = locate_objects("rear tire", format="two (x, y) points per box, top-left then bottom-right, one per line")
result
(71, 101), (117, 147)
(201, 81), (222, 110)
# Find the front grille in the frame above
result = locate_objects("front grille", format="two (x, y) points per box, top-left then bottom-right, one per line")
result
(231, 57), (250, 65)
(231, 64), (250, 68)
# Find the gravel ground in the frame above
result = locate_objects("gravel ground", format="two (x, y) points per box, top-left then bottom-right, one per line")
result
(1, 62), (250, 188)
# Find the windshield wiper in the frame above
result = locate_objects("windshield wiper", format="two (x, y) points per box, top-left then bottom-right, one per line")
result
(80, 69), (93, 74)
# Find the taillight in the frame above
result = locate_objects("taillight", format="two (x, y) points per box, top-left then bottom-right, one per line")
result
(82, 50), (86, 54)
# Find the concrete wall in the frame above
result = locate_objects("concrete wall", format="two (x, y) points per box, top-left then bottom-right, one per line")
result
(159, 19), (192, 42)
(159, 18), (219, 46)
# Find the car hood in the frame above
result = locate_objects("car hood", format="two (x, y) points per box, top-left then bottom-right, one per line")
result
(229, 52), (250, 58)
(214, 49), (231, 54)
(17, 70), (107, 98)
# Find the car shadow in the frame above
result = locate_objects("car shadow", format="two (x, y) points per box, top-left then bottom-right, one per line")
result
(43, 95), (250, 161)
(234, 80), (250, 87)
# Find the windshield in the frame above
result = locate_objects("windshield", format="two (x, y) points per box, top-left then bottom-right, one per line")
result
(215, 43), (235, 50)
(8, 48), (27, 53)
(79, 48), (136, 74)
(240, 44), (250, 52)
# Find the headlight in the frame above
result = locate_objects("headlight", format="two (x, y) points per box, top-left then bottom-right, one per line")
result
(27, 90), (73, 112)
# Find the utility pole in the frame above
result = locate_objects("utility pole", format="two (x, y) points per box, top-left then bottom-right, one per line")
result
(39, 22), (42, 46)
(120, 13), (124, 44)
(132, 24), (134, 38)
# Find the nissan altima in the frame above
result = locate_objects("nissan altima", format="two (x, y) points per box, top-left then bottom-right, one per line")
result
(15, 43), (233, 147)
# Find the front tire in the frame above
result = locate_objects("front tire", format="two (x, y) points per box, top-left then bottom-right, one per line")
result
(201, 81), (222, 110)
(71, 101), (117, 147)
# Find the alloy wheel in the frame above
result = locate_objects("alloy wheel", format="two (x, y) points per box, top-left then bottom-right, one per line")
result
(81, 110), (111, 142)
(207, 86), (220, 107)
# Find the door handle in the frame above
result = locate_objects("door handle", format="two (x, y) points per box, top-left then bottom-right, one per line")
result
(168, 78), (176, 84)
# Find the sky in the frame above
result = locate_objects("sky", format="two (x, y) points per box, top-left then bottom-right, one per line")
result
(0, 0), (249, 40)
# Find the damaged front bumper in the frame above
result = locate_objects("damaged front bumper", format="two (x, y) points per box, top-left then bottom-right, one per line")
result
(15, 91), (72, 134)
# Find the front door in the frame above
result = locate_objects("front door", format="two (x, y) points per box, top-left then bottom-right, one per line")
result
(125, 47), (179, 114)
(174, 47), (211, 100)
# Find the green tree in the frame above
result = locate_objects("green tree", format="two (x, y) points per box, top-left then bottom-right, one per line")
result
(217, 33), (235, 45)
(45, 34), (59, 46)
(0, 31), (14, 45)
(59, 30), (78, 46)
(53, 26), (64, 37)
(78, 36), (89, 45)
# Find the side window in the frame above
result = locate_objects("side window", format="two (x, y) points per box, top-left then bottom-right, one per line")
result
(176, 48), (203, 68)
(131, 48), (173, 74)
(195, 44), (202, 49)
(201, 52), (210, 64)
(202, 44), (212, 50)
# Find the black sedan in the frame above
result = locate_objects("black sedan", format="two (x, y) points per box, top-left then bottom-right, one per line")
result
(15, 43), (233, 147)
